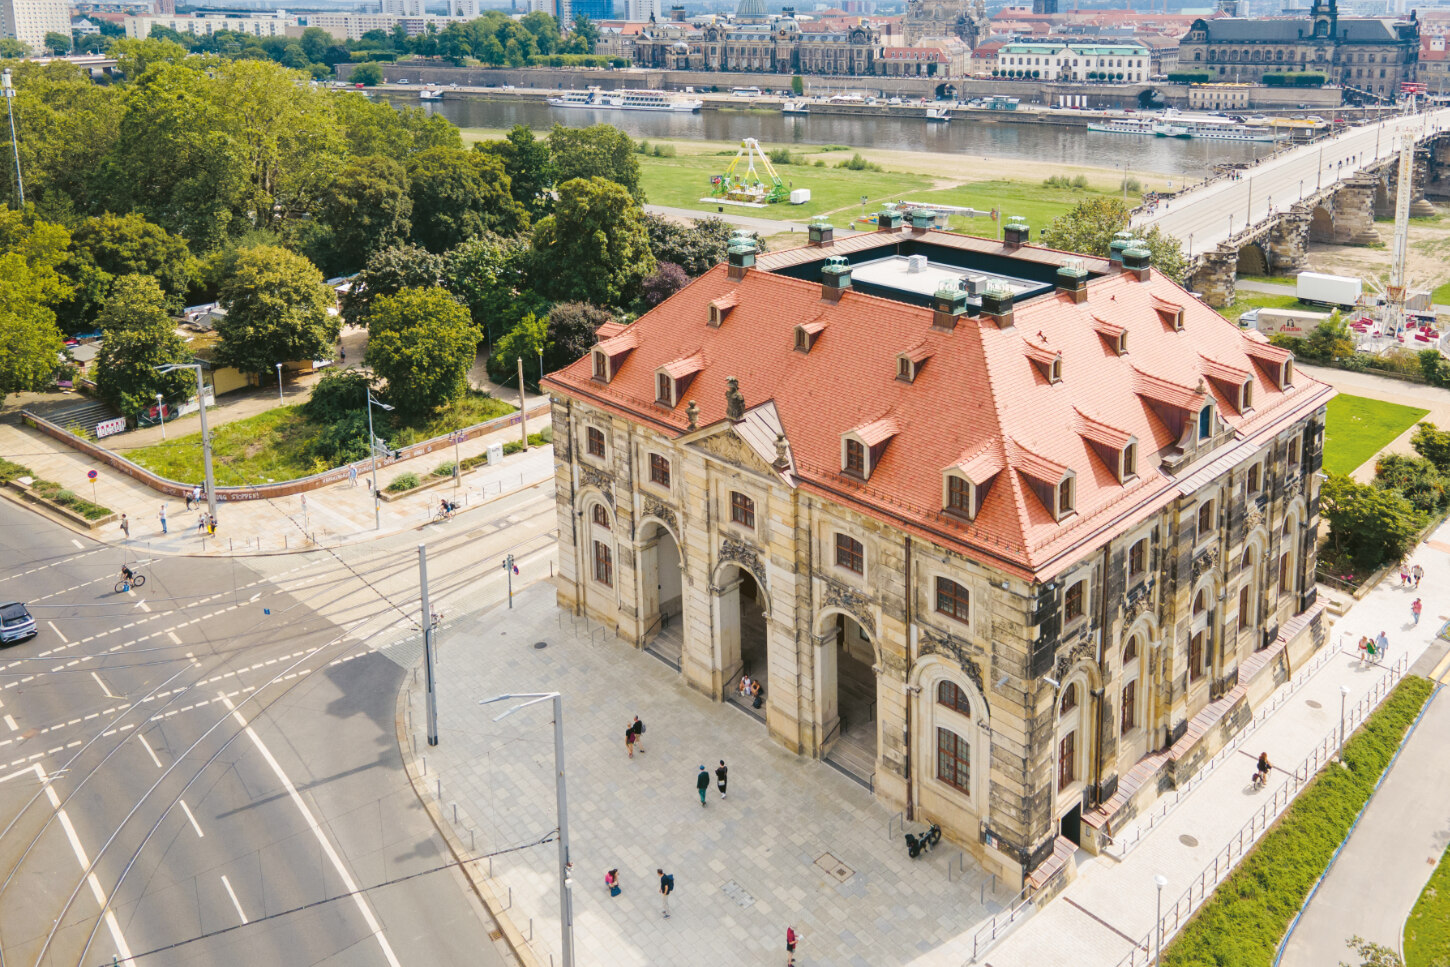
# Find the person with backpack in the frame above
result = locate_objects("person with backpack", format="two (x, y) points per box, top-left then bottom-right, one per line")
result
(629, 715), (646, 753)
(626, 726), (637, 759)
(696, 765), (710, 807)
(715, 760), (728, 800)
(657, 869), (674, 918)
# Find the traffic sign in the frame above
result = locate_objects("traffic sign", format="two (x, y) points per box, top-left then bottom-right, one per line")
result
(87, 470), (98, 480)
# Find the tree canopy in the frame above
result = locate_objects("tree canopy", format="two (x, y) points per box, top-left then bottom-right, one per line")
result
(92, 275), (193, 414)
(644, 214), (735, 276)
(314, 156), (413, 275)
(407, 147), (527, 253)
(474, 125), (553, 216)
(215, 244), (338, 374)
(548, 123), (644, 202)
(365, 288), (476, 417)
(531, 177), (655, 308)
(1039, 197), (1187, 284)
(342, 243), (445, 328)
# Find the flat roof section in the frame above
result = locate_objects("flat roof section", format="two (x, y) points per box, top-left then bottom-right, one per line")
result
(849, 254), (1049, 303)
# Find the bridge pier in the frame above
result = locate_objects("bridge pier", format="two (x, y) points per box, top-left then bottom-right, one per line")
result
(1265, 206), (1311, 274)
(1333, 175), (1381, 246)
(1190, 246), (1238, 308)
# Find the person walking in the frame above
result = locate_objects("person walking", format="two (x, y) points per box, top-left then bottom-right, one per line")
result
(696, 765), (710, 807)
(1400, 561), (1412, 587)
(786, 925), (800, 965)
(715, 760), (728, 800)
(207, 514), (217, 536)
(158, 503), (168, 535)
(196, 512), (207, 535)
(1413, 563), (1425, 589)
(605, 869), (621, 897)
(629, 715), (646, 753)
(119, 514), (129, 539)
(1376, 630), (1389, 662)
(184, 489), (193, 511)
(626, 725), (637, 759)
(657, 869), (674, 918)
(348, 465), (358, 488)
(1412, 598), (1423, 625)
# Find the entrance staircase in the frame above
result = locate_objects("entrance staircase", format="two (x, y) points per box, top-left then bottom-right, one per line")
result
(27, 398), (121, 439)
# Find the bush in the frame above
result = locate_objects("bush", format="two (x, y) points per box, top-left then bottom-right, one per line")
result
(835, 153), (883, 172)
(0, 458), (29, 483)
(1167, 70), (1213, 84)
(1163, 676), (1434, 967)
(1262, 72), (1327, 87)
(1412, 422), (1450, 471)
(640, 262), (690, 308)
(386, 472), (421, 493)
(1373, 453), (1450, 514)
(1321, 473), (1424, 571)
(304, 369), (373, 425)
(432, 462), (456, 477)
(29, 477), (112, 519)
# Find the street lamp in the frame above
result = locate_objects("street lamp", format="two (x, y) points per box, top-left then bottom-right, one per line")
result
(1187, 232), (1194, 258)
(1153, 873), (1169, 967)
(538, 348), (544, 387)
(1339, 684), (1351, 750)
(482, 693), (575, 967)
(155, 393), (166, 440)
(2, 69), (23, 208)
(156, 363), (216, 525)
(275, 362), (284, 403)
(366, 390), (394, 531)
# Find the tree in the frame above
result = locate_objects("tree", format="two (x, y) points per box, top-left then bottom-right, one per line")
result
(489, 311), (549, 386)
(349, 63), (383, 85)
(1039, 197), (1187, 284)
(1300, 310), (1355, 362)
(531, 177), (655, 307)
(365, 288), (476, 417)
(1340, 936), (1403, 967)
(92, 275), (193, 415)
(43, 31), (71, 54)
(333, 93), (460, 158)
(1320, 473), (1423, 571)
(474, 125), (553, 216)
(314, 156), (413, 275)
(1418, 347), (1450, 387)
(110, 36), (189, 77)
(643, 213), (735, 275)
(408, 147), (528, 253)
(548, 123), (644, 202)
(444, 232), (543, 340)
(564, 15), (599, 53)
(544, 301), (612, 370)
(342, 243), (444, 328)
(0, 262), (64, 398)
(0, 61), (122, 215)
(215, 245), (338, 375)
(59, 213), (194, 331)
(0, 39), (29, 58)
(1373, 453), (1449, 514)
(302, 369), (374, 465)
(299, 26), (333, 62)
(1411, 421), (1450, 472)
(640, 262), (689, 308)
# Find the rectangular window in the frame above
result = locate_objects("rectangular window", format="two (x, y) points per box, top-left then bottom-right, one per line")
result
(1064, 580), (1085, 623)
(1247, 463), (1261, 494)
(1057, 731), (1076, 790)
(835, 534), (864, 574)
(1121, 680), (1136, 734)
(1279, 552), (1292, 592)
(1198, 501), (1214, 541)
(1122, 442), (1137, 479)
(845, 439), (865, 475)
(1239, 583), (1252, 633)
(1288, 436), (1301, 467)
(730, 491), (755, 529)
(656, 372), (672, 403)
(947, 475), (971, 515)
(649, 453), (670, 487)
(592, 540), (613, 587)
(1189, 631), (1204, 682)
(1058, 477), (1074, 515)
(1129, 539), (1146, 579)
(586, 426), (605, 458)
(936, 728), (971, 794)
(592, 353), (607, 380)
(935, 578), (970, 623)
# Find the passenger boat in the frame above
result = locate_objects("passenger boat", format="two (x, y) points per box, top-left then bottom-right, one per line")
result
(781, 99), (811, 115)
(1153, 121), (1191, 138)
(1161, 117), (1280, 142)
(546, 87), (703, 112)
(418, 88), (443, 101)
(1085, 117), (1157, 136)
(925, 106), (951, 123)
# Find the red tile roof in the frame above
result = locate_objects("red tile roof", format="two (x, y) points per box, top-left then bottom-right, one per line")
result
(545, 234), (1332, 580)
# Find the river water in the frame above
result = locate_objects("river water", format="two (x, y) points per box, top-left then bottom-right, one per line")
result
(379, 94), (1264, 178)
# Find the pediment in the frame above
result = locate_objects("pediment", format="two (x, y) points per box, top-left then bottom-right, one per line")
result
(690, 427), (781, 478)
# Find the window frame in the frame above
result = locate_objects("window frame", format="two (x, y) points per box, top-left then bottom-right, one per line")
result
(729, 490), (756, 529)
(1064, 579), (1086, 625)
(936, 727), (971, 795)
(1120, 678), (1137, 735)
(844, 438), (865, 476)
(648, 452), (671, 488)
(936, 680), (973, 717)
(591, 504), (611, 529)
(1128, 538), (1147, 581)
(1197, 499), (1215, 543)
(945, 473), (973, 517)
(1188, 630), (1205, 682)
(835, 533), (864, 574)
(586, 426), (606, 459)
(934, 577), (971, 624)
(656, 371), (673, 405)
(592, 539), (613, 587)
(1057, 729), (1077, 790)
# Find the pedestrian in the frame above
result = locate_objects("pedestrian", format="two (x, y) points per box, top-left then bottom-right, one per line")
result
(119, 514), (129, 539)
(207, 514), (217, 536)
(1400, 561), (1412, 587)
(1412, 598), (1422, 625)
(192, 485), (201, 509)
(658, 869), (674, 918)
(605, 869), (621, 897)
(1376, 630), (1389, 661)
(1357, 635), (1370, 661)
(626, 725), (637, 759)
(696, 765), (710, 807)
(158, 503), (168, 535)
(184, 489), (193, 511)
(348, 465), (358, 488)
(196, 512), (207, 535)
(786, 925), (800, 965)
(1413, 563), (1425, 589)
(716, 759), (728, 799)
(751, 679), (764, 710)
(629, 715), (646, 753)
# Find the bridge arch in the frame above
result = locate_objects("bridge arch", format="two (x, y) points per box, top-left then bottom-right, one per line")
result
(1308, 205), (1335, 243)
(1236, 242), (1268, 276)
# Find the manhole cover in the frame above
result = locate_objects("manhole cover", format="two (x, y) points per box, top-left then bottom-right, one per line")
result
(720, 879), (755, 908)
(1179, 834), (1199, 848)
(533, 641), (548, 649)
(814, 852), (855, 883)
(1305, 699), (1323, 709)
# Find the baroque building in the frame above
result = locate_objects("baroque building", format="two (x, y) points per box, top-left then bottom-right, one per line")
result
(632, 14), (883, 76)
(902, 0), (988, 49)
(542, 219), (1332, 889)
(1177, 0), (1419, 99)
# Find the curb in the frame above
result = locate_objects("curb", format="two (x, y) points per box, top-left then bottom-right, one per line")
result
(392, 655), (540, 967)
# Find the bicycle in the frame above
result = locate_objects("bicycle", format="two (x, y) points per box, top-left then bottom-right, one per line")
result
(115, 573), (146, 594)
(433, 505), (457, 523)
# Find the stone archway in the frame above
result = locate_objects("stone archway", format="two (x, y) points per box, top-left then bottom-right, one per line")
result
(814, 609), (878, 783)
(1236, 242), (1268, 276)
(715, 563), (769, 715)
(1308, 205), (1335, 243)
(638, 519), (684, 669)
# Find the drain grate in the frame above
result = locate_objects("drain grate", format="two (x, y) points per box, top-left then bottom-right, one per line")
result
(814, 852), (855, 883)
(533, 641), (548, 649)
(1179, 834), (1200, 848)
(1305, 699), (1322, 709)
(720, 879), (755, 908)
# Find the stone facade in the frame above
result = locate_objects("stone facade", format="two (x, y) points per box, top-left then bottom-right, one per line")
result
(632, 17), (882, 76)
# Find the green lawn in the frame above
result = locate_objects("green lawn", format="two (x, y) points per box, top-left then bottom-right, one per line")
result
(1406, 841), (1450, 967)
(1216, 292), (1303, 324)
(907, 180), (1103, 237)
(1432, 280), (1450, 305)
(1322, 393), (1429, 477)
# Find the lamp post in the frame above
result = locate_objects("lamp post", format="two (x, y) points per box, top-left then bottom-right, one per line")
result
(366, 390), (394, 531)
(2, 69), (23, 208)
(538, 348), (544, 387)
(482, 693), (575, 967)
(156, 393), (166, 440)
(156, 363), (216, 525)
(1187, 232), (1194, 258)
(275, 362), (284, 403)
(1153, 874), (1169, 967)
(1339, 683), (1351, 750)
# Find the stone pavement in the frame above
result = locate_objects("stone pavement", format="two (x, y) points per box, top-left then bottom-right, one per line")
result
(1278, 650), (1450, 967)
(402, 584), (1015, 967)
(0, 410), (553, 558)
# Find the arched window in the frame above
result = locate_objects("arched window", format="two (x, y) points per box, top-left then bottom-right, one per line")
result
(1060, 683), (1078, 715)
(1193, 589), (1207, 615)
(1123, 637), (1138, 663)
(937, 680), (973, 717)
(592, 504), (611, 529)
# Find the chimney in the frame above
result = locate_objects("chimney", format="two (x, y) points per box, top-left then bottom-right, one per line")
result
(908, 207), (935, 230)
(981, 282), (1015, 329)
(875, 208), (904, 233)
(1122, 246), (1152, 282)
(726, 238), (756, 280)
(808, 219), (835, 246)
(1108, 230), (1137, 268)
(821, 255), (852, 302)
(1056, 258), (1089, 304)
(932, 283), (968, 330)
(1002, 217), (1030, 248)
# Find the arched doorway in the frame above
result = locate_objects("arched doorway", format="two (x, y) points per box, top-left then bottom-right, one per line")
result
(1308, 205), (1334, 243)
(639, 521), (683, 669)
(718, 565), (769, 717)
(818, 612), (877, 784)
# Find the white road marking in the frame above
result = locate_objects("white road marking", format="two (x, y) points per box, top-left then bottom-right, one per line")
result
(177, 798), (204, 838)
(70, 539), (83, 549)
(136, 601), (150, 612)
(136, 733), (163, 768)
(3, 715), (15, 732)
(220, 875), (248, 924)
(166, 631), (182, 645)
(90, 672), (118, 699)
(37, 764), (134, 963)
(219, 693), (402, 967)
(47, 621), (68, 643)
(249, 593), (260, 603)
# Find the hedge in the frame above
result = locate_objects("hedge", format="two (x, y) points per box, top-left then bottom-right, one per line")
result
(0, 457), (113, 519)
(385, 472), (421, 493)
(1167, 71), (1213, 84)
(1163, 674), (1434, 966)
(1262, 72), (1327, 87)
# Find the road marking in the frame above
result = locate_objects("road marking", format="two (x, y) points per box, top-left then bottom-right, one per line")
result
(136, 601), (150, 612)
(70, 539), (83, 549)
(220, 875), (248, 924)
(37, 764), (135, 964)
(136, 733), (163, 768)
(90, 671), (119, 699)
(3, 715), (15, 732)
(219, 693), (402, 967)
(178, 798), (204, 838)
(47, 621), (68, 643)
(1431, 648), (1450, 685)
(167, 631), (182, 645)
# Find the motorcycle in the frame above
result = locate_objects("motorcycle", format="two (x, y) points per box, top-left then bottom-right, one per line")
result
(905, 822), (942, 859)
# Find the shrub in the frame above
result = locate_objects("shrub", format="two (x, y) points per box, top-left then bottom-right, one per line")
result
(432, 462), (456, 477)
(0, 458), (29, 483)
(640, 263), (690, 308)
(1412, 422), (1450, 471)
(386, 472), (421, 493)
(835, 153), (883, 172)
(1320, 473), (1424, 571)
(1373, 453), (1450, 514)
(305, 369), (373, 425)
(1071, 174), (1089, 188)
(1167, 70), (1213, 84)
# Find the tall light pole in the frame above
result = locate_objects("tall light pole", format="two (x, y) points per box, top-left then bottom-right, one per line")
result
(482, 693), (575, 967)
(1339, 683), (1351, 749)
(155, 393), (166, 440)
(156, 363), (217, 525)
(1153, 873), (1168, 967)
(418, 545), (439, 746)
(366, 389), (393, 531)
(2, 69), (23, 208)
(275, 362), (284, 403)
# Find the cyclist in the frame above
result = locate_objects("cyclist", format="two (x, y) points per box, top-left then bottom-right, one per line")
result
(119, 564), (136, 591)
(438, 498), (456, 519)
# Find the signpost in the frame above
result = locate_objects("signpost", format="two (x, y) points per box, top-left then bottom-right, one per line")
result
(87, 469), (97, 504)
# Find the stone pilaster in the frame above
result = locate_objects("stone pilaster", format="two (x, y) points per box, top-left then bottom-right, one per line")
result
(1333, 176), (1382, 245)
(1265, 207), (1311, 274)
(1189, 247), (1237, 308)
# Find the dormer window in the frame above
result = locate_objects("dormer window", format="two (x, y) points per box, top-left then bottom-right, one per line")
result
(845, 439), (865, 475)
(842, 419), (898, 480)
(1121, 440), (1138, 481)
(1240, 379), (1254, 411)
(657, 371), (673, 404)
(1057, 475), (1076, 517)
(1049, 357), (1062, 383)
(898, 356), (912, 380)
(709, 304), (724, 326)
(896, 345), (931, 383)
(794, 319), (825, 353)
(1198, 404), (1214, 441)
(708, 293), (738, 327)
(796, 328), (808, 351)
(1282, 358), (1294, 388)
(1152, 296), (1185, 331)
(1116, 331), (1129, 355)
(592, 350), (609, 381)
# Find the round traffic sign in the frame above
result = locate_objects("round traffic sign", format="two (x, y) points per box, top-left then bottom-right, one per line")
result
(87, 470), (98, 480)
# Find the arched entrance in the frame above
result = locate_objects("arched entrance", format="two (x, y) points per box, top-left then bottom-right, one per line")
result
(817, 611), (878, 783)
(717, 565), (768, 716)
(639, 520), (683, 669)
(1308, 205), (1334, 243)
(1235, 242), (1268, 276)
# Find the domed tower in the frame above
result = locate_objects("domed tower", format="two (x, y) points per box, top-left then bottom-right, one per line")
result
(736, 0), (767, 23)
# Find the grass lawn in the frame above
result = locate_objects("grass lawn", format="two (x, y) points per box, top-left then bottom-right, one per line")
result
(1322, 393), (1429, 477)
(1406, 841), (1450, 967)
(1432, 279), (1450, 305)
(1234, 273), (1294, 287)
(1215, 292), (1303, 324)
(906, 180), (1103, 237)
(126, 394), (515, 486)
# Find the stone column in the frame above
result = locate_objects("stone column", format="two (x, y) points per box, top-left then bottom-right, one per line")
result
(1332, 176), (1382, 245)
(1266, 207), (1311, 274)
(1189, 247), (1238, 308)
(1412, 150), (1437, 217)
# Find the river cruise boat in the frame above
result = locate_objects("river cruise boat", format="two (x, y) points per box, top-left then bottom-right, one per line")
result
(546, 88), (703, 112)
(1160, 117), (1280, 142)
(1085, 117), (1158, 136)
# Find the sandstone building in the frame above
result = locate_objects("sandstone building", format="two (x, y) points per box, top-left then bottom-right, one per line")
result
(543, 219), (1332, 889)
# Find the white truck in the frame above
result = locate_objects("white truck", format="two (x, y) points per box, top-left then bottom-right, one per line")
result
(1296, 272), (1361, 308)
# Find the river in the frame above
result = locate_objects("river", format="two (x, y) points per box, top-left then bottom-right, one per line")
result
(378, 94), (1264, 178)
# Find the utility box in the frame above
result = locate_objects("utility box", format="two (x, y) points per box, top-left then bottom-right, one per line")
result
(487, 442), (504, 466)
(790, 188), (811, 205)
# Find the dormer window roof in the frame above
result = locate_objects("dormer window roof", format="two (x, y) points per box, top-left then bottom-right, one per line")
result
(895, 344), (933, 382)
(794, 319), (826, 352)
(1244, 341), (1294, 389)
(1091, 313), (1129, 355)
(942, 446), (1003, 521)
(1023, 331), (1062, 383)
(1011, 439), (1076, 521)
(1199, 354), (1256, 413)
(1151, 295), (1185, 331)
(843, 417), (899, 480)
(591, 330), (637, 384)
(654, 353), (704, 407)
(1132, 366), (1208, 412)
(708, 292), (738, 327)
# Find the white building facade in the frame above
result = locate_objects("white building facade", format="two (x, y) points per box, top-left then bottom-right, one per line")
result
(1, 0), (71, 53)
(382, 0), (425, 16)
(996, 41), (1150, 81)
(123, 13), (298, 37)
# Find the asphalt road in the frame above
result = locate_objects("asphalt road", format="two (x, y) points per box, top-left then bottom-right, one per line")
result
(0, 487), (557, 967)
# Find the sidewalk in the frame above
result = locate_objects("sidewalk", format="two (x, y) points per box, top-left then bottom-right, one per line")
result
(970, 520), (1450, 967)
(0, 410), (554, 557)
